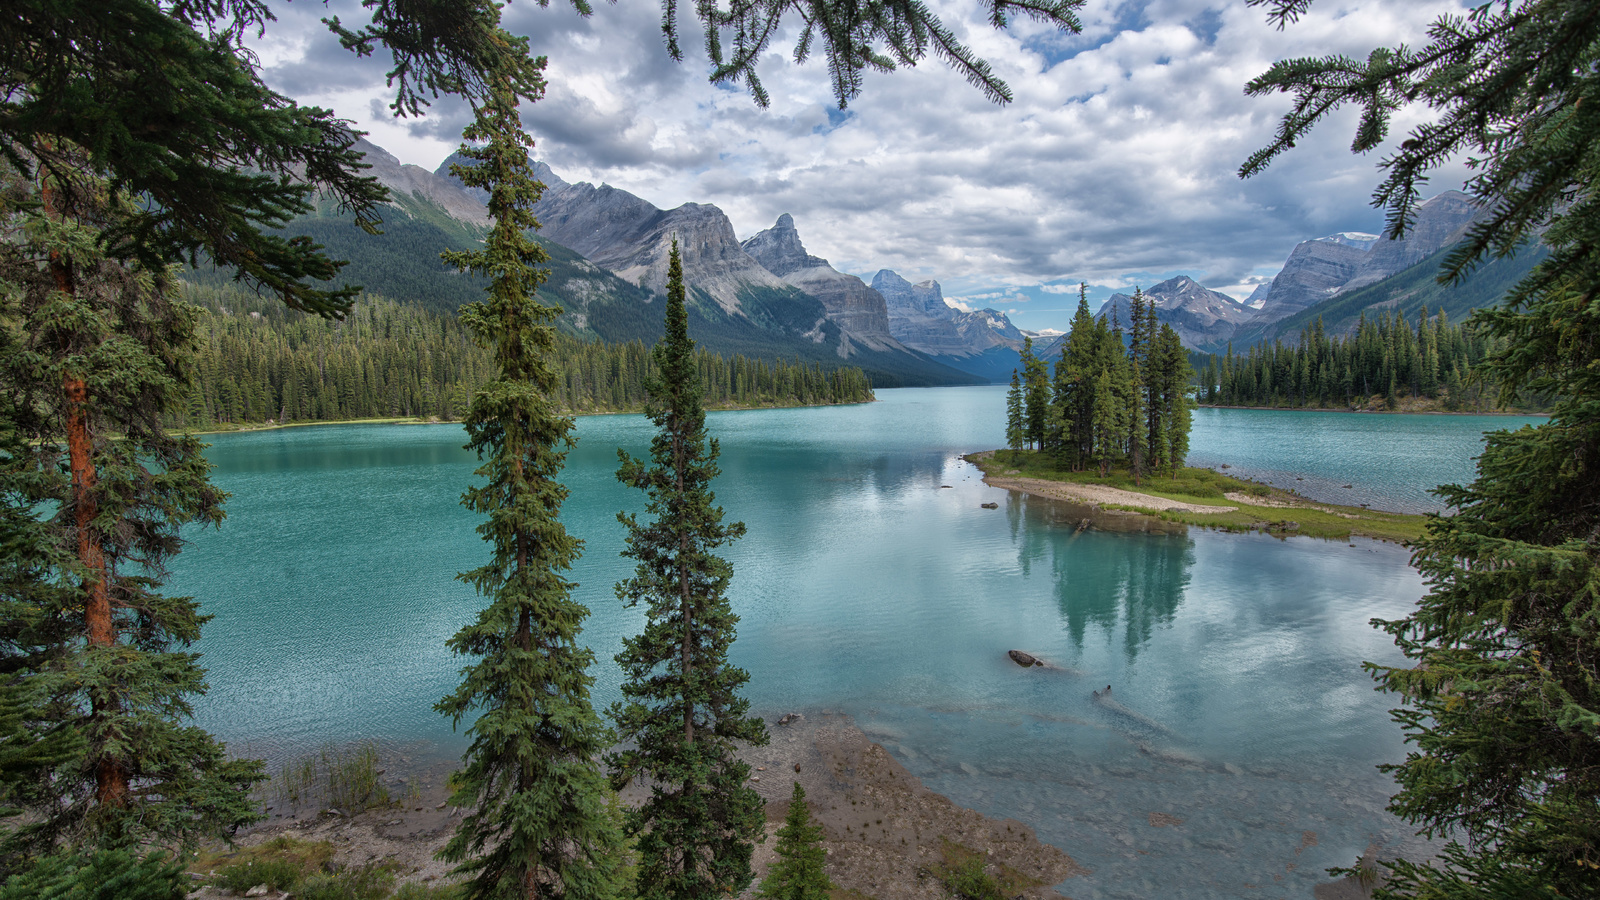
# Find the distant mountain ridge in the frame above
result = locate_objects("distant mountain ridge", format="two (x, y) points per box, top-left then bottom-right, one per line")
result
(741, 214), (902, 351)
(214, 141), (984, 387)
(1099, 276), (1253, 352)
(1099, 191), (1531, 355)
(1243, 192), (1485, 333)
(868, 269), (1030, 380)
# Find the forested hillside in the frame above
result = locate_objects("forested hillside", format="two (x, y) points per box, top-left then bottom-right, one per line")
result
(176, 286), (873, 428)
(210, 201), (977, 388)
(1198, 307), (1518, 410)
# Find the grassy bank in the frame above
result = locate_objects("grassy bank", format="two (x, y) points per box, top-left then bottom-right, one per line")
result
(970, 449), (1428, 544)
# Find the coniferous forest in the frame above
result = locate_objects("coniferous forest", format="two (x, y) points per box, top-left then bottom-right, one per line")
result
(176, 285), (874, 429)
(1196, 306), (1513, 411)
(1006, 286), (1194, 478)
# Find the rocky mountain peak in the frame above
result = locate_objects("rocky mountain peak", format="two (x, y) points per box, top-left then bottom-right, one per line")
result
(1100, 276), (1252, 352)
(1319, 232), (1379, 251)
(912, 280), (945, 315)
(1244, 282), (1272, 309)
(741, 214), (831, 278)
(356, 139), (489, 226)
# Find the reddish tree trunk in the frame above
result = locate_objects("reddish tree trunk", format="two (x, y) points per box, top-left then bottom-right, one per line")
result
(52, 248), (129, 809)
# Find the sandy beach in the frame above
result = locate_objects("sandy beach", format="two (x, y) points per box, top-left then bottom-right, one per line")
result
(965, 450), (1236, 514)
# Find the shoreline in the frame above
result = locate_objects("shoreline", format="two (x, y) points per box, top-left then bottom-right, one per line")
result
(183, 397), (876, 437)
(965, 450), (1427, 543)
(1195, 402), (1546, 417)
(194, 712), (1389, 900)
(191, 713), (1083, 900)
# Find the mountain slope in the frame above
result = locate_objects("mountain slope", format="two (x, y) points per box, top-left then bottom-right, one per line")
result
(196, 147), (976, 387)
(1098, 276), (1254, 353)
(741, 214), (901, 350)
(1249, 191), (1483, 329)
(1230, 242), (1546, 347)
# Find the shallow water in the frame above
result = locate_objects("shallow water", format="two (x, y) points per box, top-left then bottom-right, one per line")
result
(170, 386), (1525, 898)
(1189, 406), (1543, 513)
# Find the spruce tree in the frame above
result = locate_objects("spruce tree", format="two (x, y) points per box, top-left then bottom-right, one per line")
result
(1004, 370), (1024, 454)
(1020, 338), (1050, 451)
(1055, 284), (1098, 470)
(1152, 325), (1192, 474)
(435, 58), (622, 900)
(0, 162), (264, 853)
(1247, 0), (1600, 892)
(1125, 288), (1147, 483)
(756, 783), (832, 900)
(609, 239), (768, 900)
(1142, 299), (1165, 472)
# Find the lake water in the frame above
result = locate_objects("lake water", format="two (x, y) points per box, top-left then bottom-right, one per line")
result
(1189, 406), (1541, 513)
(169, 387), (1540, 899)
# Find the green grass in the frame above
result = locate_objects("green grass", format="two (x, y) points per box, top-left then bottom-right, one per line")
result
(932, 839), (1042, 900)
(269, 740), (391, 811)
(971, 450), (1428, 544)
(196, 836), (434, 899)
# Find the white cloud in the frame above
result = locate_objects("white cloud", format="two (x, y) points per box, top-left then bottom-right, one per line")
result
(250, 0), (1474, 333)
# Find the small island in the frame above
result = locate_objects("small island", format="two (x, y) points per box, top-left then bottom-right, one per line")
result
(967, 449), (1426, 544)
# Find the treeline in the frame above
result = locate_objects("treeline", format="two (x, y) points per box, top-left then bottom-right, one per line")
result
(1006, 287), (1193, 477)
(1198, 307), (1505, 410)
(174, 286), (873, 428)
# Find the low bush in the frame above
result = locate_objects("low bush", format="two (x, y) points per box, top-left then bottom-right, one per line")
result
(214, 858), (304, 894)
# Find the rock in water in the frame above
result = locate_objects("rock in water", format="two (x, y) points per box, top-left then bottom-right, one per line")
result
(981, 501), (998, 509)
(1008, 649), (1043, 668)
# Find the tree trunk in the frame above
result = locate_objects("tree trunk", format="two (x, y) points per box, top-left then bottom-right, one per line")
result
(52, 253), (129, 809)
(676, 431), (693, 747)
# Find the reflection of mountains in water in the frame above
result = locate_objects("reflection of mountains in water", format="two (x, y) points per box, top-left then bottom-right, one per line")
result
(1008, 492), (1195, 658)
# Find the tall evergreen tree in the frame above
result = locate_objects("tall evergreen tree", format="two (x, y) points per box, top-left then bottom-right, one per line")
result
(1140, 299), (1163, 471)
(756, 782), (832, 900)
(1055, 284), (1098, 469)
(610, 240), (768, 900)
(1125, 288), (1148, 483)
(1020, 337), (1049, 451)
(0, 163), (263, 853)
(1151, 325), (1192, 474)
(434, 60), (623, 900)
(1246, 0), (1600, 892)
(1004, 370), (1024, 454)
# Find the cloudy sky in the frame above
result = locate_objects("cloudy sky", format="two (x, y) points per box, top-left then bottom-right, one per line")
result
(253, 0), (1472, 332)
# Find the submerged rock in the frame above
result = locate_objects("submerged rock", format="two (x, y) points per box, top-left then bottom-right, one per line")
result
(1008, 649), (1044, 668)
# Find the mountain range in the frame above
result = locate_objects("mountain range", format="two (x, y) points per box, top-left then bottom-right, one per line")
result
(258, 140), (1533, 379)
(1121, 191), (1540, 354)
(268, 140), (1039, 386)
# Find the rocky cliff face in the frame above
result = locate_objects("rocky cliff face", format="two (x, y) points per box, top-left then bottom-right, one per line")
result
(528, 184), (797, 317)
(435, 154), (801, 317)
(1100, 276), (1253, 352)
(1244, 282), (1271, 309)
(739, 214), (828, 276)
(362, 140), (489, 226)
(872, 269), (1024, 357)
(742, 215), (899, 350)
(1250, 192), (1482, 326)
(1338, 192), (1479, 292)
(1248, 238), (1371, 325)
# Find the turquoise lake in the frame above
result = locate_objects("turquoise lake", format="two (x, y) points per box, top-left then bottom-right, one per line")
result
(169, 387), (1542, 899)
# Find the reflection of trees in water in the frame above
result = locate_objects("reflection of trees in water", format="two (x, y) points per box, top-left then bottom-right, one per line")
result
(1012, 494), (1193, 657)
